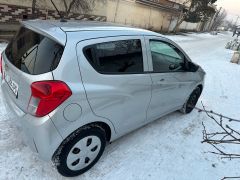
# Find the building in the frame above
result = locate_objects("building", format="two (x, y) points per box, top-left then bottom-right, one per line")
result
(0, 0), (106, 40)
(0, 0), (106, 23)
(0, 0), (206, 41)
(107, 0), (183, 32)
(107, 0), (215, 32)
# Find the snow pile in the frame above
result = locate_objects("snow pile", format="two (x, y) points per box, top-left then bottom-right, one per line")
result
(0, 32), (240, 180)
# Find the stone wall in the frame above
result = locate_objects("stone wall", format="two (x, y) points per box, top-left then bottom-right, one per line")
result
(0, 3), (107, 24)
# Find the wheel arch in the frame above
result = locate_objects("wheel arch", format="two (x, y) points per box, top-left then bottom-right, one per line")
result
(85, 121), (112, 142)
(52, 121), (112, 162)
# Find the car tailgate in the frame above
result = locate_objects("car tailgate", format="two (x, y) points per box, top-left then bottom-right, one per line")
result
(1, 53), (53, 113)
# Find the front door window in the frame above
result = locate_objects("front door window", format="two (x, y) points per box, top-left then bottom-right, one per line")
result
(150, 40), (185, 73)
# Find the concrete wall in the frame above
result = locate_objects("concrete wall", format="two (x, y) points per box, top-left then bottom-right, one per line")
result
(0, 0), (106, 16)
(180, 21), (200, 31)
(0, 0), (32, 7)
(106, 0), (202, 32)
(0, 3), (106, 24)
(107, 0), (173, 32)
(167, 16), (201, 32)
(0, 0), (203, 33)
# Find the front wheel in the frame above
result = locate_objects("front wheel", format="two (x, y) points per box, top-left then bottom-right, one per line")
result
(181, 87), (201, 114)
(53, 125), (106, 177)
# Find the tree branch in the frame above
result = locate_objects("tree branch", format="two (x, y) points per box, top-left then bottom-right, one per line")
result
(63, 0), (68, 13)
(66, 0), (77, 17)
(200, 102), (239, 142)
(50, 0), (64, 19)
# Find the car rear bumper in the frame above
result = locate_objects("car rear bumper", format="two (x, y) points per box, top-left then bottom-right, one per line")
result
(1, 81), (63, 161)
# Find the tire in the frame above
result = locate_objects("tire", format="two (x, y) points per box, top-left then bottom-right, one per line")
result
(181, 87), (201, 114)
(53, 125), (106, 177)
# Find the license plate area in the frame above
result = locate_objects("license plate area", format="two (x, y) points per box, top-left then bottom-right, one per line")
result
(5, 73), (19, 98)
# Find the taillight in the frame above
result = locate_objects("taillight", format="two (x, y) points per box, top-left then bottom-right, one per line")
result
(28, 81), (72, 117)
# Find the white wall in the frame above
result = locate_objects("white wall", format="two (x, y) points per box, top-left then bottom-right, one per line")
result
(180, 21), (200, 31)
(107, 0), (172, 32)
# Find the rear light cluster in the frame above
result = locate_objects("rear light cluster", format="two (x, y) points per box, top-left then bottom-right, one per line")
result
(28, 81), (72, 117)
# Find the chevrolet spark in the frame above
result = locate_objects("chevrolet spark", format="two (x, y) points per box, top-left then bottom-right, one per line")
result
(0, 20), (205, 177)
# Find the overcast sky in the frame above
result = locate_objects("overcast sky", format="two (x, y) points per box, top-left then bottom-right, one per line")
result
(216, 0), (240, 23)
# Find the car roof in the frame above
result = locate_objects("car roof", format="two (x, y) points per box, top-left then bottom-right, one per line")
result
(21, 20), (164, 45)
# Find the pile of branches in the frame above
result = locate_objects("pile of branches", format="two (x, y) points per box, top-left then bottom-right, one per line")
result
(199, 103), (240, 159)
(196, 102), (240, 179)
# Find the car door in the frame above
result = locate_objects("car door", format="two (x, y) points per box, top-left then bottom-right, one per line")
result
(76, 36), (152, 135)
(145, 36), (196, 122)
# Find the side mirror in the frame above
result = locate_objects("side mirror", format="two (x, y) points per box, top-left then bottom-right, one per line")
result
(186, 61), (199, 72)
(169, 64), (179, 70)
(169, 63), (184, 71)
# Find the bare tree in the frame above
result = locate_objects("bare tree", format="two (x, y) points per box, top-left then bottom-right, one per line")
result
(32, 0), (48, 18)
(32, 0), (37, 17)
(50, 0), (96, 19)
(211, 9), (227, 30)
(173, 0), (217, 33)
(31, 0), (97, 20)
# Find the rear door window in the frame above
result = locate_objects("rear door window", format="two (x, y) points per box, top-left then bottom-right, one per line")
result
(83, 39), (144, 74)
(5, 27), (64, 75)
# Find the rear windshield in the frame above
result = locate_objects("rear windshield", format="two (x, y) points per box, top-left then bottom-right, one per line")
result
(5, 27), (64, 75)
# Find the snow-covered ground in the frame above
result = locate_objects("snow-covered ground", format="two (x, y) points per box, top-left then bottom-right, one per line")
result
(0, 32), (240, 180)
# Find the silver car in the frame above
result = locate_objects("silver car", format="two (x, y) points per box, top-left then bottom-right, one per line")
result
(0, 20), (205, 177)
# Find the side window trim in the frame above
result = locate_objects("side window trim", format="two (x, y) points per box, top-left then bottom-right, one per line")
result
(79, 36), (150, 75)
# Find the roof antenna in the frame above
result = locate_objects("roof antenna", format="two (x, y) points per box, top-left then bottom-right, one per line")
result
(50, 0), (67, 22)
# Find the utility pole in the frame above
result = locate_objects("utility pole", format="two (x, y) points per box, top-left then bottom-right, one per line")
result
(235, 16), (240, 26)
(210, 7), (222, 31)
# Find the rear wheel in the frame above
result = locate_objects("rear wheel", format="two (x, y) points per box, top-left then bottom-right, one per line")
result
(181, 87), (201, 114)
(53, 125), (106, 177)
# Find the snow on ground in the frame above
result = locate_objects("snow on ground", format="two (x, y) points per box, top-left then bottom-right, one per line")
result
(0, 32), (240, 180)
